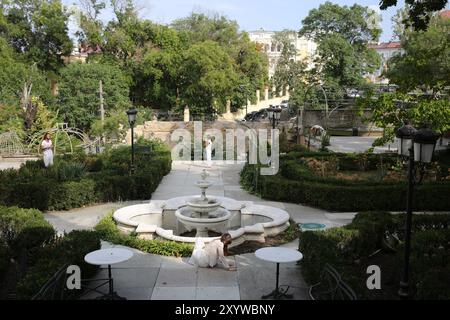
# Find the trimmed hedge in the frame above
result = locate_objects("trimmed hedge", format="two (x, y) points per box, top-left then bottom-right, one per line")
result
(0, 140), (172, 211)
(299, 212), (450, 300)
(16, 230), (101, 299)
(0, 206), (101, 299)
(241, 149), (450, 211)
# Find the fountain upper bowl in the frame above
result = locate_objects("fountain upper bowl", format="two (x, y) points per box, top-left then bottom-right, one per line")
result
(186, 197), (221, 214)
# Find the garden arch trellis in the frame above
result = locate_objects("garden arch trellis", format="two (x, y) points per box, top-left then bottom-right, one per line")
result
(0, 131), (26, 156)
(27, 123), (91, 156)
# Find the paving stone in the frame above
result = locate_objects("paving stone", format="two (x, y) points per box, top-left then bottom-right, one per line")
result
(196, 287), (240, 300)
(197, 267), (239, 287)
(151, 287), (196, 300)
(155, 268), (197, 287)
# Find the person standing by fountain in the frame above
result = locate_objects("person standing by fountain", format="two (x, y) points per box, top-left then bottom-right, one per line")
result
(205, 136), (212, 167)
(41, 132), (54, 168)
(189, 234), (236, 271)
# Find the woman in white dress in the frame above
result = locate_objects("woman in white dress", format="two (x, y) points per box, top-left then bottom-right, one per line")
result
(41, 133), (54, 168)
(205, 136), (212, 167)
(189, 233), (236, 271)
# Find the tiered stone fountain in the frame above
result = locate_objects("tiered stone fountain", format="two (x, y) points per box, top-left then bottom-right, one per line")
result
(176, 170), (231, 237)
(113, 169), (291, 247)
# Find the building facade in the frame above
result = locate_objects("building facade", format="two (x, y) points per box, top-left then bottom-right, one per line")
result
(248, 29), (317, 78)
(367, 41), (404, 84)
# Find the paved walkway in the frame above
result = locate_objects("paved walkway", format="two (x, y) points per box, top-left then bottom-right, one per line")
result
(45, 161), (355, 300)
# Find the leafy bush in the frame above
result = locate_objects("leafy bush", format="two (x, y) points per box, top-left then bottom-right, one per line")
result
(47, 179), (97, 211)
(0, 139), (172, 211)
(0, 206), (55, 252)
(241, 149), (450, 211)
(55, 161), (87, 182)
(16, 230), (101, 299)
(299, 212), (450, 299)
(95, 214), (193, 257)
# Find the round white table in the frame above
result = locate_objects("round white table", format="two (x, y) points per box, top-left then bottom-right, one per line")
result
(255, 247), (303, 300)
(84, 248), (133, 300)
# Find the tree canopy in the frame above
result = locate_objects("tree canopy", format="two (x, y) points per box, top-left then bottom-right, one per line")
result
(57, 62), (131, 131)
(298, 2), (381, 89)
(385, 15), (450, 93)
(178, 41), (238, 118)
(0, 0), (73, 75)
(380, 0), (448, 31)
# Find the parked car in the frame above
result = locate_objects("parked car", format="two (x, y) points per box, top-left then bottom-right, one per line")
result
(280, 100), (289, 109)
(244, 111), (258, 122)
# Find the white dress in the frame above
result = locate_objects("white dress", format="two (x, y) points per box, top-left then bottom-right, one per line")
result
(205, 139), (212, 167)
(41, 139), (54, 167)
(189, 238), (230, 269)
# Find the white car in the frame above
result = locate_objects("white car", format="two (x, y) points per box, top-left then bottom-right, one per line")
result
(280, 100), (289, 108)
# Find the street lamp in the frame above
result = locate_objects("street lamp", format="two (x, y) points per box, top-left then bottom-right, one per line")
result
(396, 121), (439, 299)
(126, 108), (138, 174)
(267, 106), (281, 129)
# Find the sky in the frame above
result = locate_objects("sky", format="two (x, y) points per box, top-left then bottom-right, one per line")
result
(63, 0), (408, 42)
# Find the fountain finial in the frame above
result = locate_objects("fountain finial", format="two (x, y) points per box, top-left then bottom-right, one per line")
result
(201, 169), (209, 181)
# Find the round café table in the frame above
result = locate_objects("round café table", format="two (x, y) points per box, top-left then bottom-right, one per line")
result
(84, 248), (133, 300)
(255, 247), (303, 300)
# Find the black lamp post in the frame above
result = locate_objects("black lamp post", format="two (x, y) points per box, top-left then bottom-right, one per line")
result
(396, 121), (438, 299)
(126, 108), (138, 174)
(267, 106), (281, 130)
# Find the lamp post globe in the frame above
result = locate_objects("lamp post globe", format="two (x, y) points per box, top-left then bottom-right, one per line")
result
(413, 126), (439, 163)
(396, 121), (417, 157)
(274, 107), (281, 121)
(126, 108), (138, 126)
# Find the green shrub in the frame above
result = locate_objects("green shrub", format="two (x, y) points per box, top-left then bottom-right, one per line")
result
(242, 159), (450, 211)
(0, 241), (10, 285)
(55, 161), (87, 182)
(0, 139), (172, 211)
(5, 178), (52, 211)
(16, 230), (101, 299)
(95, 214), (193, 257)
(299, 212), (450, 299)
(0, 206), (55, 252)
(47, 179), (98, 211)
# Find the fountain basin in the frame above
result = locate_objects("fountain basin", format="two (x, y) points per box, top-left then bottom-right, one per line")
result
(113, 197), (290, 247)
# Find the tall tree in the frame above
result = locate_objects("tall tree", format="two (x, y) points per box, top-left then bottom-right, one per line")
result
(299, 2), (381, 89)
(385, 15), (450, 93)
(0, 0), (73, 75)
(75, 0), (106, 47)
(172, 13), (268, 111)
(179, 41), (238, 118)
(58, 62), (131, 131)
(299, 2), (381, 44)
